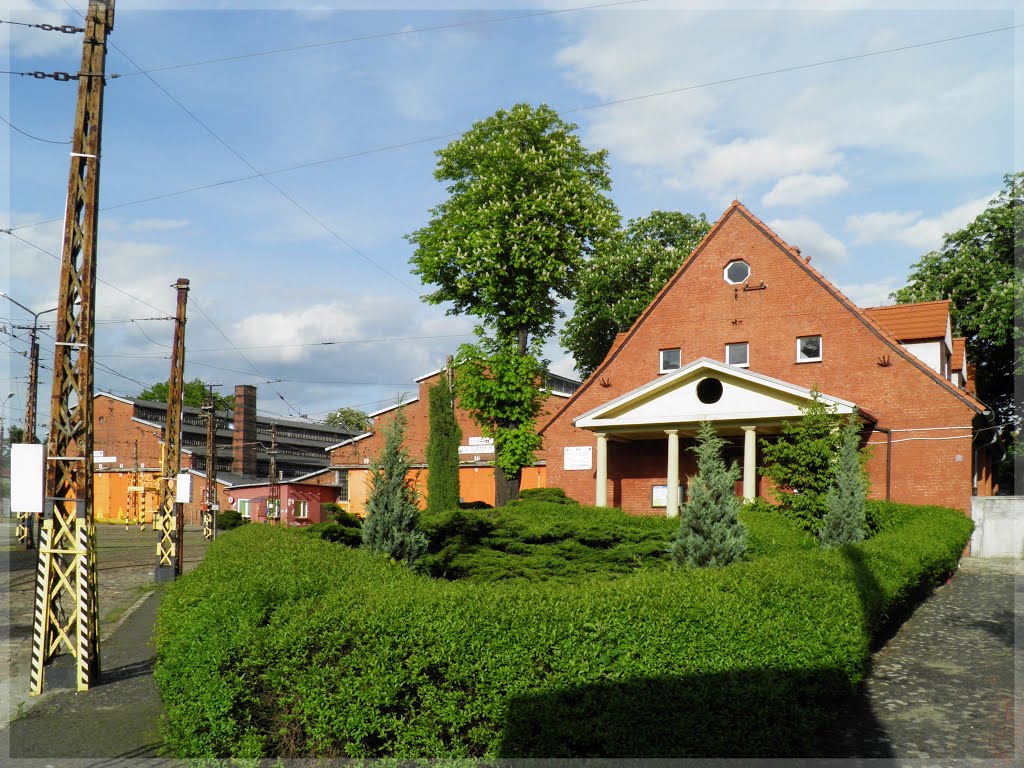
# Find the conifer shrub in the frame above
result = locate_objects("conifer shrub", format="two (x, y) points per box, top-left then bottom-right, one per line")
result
(361, 408), (428, 567)
(304, 522), (362, 547)
(215, 509), (245, 530)
(819, 414), (868, 547)
(155, 502), (972, 759)
(670, 421), (747, 567)
(426, 372), (461, 513)
(506, 487), (579, 506)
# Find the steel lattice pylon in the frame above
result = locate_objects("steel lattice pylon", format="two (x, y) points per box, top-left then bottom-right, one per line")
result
(29, 0), (115, 695)
(155, 279), (189, 582)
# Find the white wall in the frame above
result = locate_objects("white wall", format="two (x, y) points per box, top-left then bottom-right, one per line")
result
(971, 496), (1024, 558)
(903, 341), (944, 376)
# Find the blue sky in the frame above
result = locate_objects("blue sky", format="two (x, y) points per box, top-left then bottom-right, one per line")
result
(2, 0), (1020, 437)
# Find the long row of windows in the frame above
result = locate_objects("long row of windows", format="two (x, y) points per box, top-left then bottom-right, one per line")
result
(660, 336), (822, 373)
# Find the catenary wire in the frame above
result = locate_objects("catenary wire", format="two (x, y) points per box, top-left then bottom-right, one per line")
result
(108, 0), (648, 78)
(0, 113), (71, 144)
(61, 1), (417, 295)
(7, 21), (1020, 237)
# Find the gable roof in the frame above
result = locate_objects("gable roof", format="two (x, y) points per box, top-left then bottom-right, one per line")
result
(863, 300), (950, 341)
(540, 201), (987, 434)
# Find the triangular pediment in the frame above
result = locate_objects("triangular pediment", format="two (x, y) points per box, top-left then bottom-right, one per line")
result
(574, 358), (855, 433)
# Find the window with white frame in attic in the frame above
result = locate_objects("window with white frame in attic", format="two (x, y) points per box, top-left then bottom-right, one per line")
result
(724, 259), (750, 285)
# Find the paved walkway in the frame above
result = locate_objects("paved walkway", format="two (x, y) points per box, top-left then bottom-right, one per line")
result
(2, 551), (1019, 764)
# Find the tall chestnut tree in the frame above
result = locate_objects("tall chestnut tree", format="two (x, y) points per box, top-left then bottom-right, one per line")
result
(407, 103), (619, 505)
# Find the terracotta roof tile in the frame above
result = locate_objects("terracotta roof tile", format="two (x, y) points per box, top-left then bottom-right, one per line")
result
(863, 300), (950, 341)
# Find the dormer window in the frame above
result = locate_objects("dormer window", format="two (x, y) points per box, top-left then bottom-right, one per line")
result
(724, 260), (750, 285)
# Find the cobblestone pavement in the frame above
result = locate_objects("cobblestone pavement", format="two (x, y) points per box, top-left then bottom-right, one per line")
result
(821, 556), (1021, 763)
(1, 520), (209, 730)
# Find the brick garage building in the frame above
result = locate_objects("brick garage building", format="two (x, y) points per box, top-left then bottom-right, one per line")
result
(330, 367), (578, 515)
(540, 201), (995, 517)
(92, 385), (358, 524)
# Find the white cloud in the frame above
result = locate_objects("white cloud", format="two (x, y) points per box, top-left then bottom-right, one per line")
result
(846, 193), (993, 250)
(835, 277), (902, 309)
(555, 8), (1012, 193)
(762, 173), (849, 206)
(693, 138), (840, 192)
(3, 2), (81, 59)
(768, 216), (849, 263)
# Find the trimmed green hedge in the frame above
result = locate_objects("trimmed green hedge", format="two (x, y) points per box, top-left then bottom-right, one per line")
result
(154, 502), (972, 759)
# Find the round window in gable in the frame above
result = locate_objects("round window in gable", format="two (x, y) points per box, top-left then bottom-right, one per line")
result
(696, 377), (724, 404)
(724, 259), (750, 285)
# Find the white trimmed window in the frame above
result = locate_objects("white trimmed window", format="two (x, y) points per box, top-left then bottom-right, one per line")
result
(726, 342), (749, 368)
(336, 469), (350, 502)
(660, 348), (681, 373)
(724, 259), (750, 285)
(237, 499), (251, 519)
(797, 335), (822, 363)
(294, 500), (309, 519)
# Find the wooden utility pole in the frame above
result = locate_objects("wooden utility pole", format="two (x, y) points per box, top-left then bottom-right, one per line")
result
(29, 0), (114, 695)
(268, 424), (280, 524)
(155, 278), (189, 582)
(201, 386), (219, 541)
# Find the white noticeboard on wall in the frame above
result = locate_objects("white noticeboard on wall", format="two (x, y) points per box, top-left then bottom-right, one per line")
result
(564, 446), (593, 471)
(11, 443), (45, 514)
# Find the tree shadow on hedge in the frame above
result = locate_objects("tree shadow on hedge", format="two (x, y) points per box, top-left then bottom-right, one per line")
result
(497, 665), (894, 758)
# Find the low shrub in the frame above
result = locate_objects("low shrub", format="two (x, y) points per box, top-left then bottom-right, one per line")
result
(155, 502), (972, 759)
(322, 503), (362, 529)
(506, 487), (579, 507)
(215, 509), (245, 531)
(304, 522), (361, 547)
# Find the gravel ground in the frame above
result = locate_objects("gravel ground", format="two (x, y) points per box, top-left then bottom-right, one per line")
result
(1, 519), (210, 732)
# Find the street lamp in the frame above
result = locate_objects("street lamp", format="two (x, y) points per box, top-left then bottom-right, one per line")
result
(0, 292), (59, 442)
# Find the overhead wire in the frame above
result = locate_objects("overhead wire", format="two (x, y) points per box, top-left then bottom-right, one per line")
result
(61, 1), (417, 296)
(6, 21), (1020, 238)
(0, 113), (72, 144)
(108, 1), (649, 79)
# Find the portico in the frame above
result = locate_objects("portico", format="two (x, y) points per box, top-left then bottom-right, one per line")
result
(574, 359), (856, 516)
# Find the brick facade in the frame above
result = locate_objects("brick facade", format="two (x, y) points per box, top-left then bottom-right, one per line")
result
(540, 202), (991, 516)
(330, 369), (565, 513)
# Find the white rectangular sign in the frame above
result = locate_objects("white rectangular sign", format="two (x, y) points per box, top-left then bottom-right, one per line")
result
(175, 473), (192, 503)
(93, 455), (118, 464)
(467, 436), (494, 446)
(11, 443), (45, 514)
(564, 446), (593, 471)
(459, 444), (494, 455)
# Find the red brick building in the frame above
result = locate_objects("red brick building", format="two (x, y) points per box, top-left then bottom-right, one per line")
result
(329, 368), (578, 515)
(92, 385), (357, 524)
(540, 201), (994, 517)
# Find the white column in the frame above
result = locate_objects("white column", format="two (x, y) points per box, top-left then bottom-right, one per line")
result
(666, 429), (680, 518)
(595, 432), (608, 507)
(741, 426), (757, 502)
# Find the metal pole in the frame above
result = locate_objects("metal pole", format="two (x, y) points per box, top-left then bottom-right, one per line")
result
(30, 0), (114, 695)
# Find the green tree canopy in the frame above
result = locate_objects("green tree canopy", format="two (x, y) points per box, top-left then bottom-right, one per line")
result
(407, 102), (620, 349)
(760, 389), (843, 533)
(891, 172), (1021, 421)
(137, 378), (234, 410)
(324, 407), (371, 432)
(407, 103), (619, 504)
(562, 210), (711, 376)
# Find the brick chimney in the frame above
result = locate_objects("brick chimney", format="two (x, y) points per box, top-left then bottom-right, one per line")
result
(233, 384), (257, 476)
